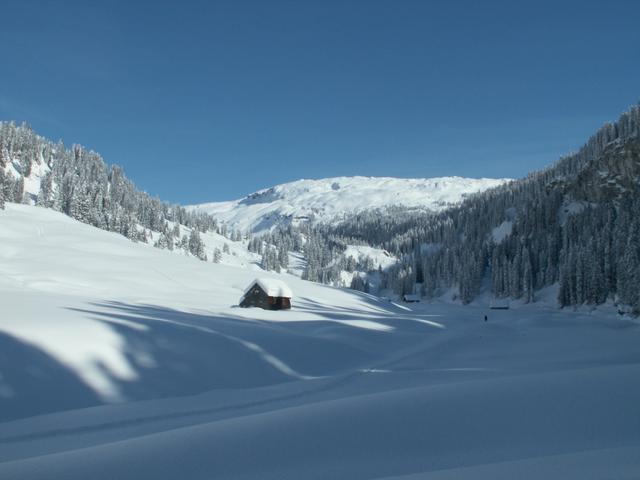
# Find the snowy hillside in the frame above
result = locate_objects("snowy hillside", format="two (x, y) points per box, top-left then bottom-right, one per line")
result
(1, 203), (639, 479)
(190, 176), (511, 233)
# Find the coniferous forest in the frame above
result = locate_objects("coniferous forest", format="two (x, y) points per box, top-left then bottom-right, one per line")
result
(0, 121), (219, 258)
(326, 105), (640, 312)
(1, 105), (639, 312)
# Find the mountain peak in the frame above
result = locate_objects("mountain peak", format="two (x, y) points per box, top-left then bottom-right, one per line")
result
(189, 176), (511, 233)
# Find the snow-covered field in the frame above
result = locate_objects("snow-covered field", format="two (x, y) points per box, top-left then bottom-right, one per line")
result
(1, 204), (639, 479)
(189, 176), (511, 233)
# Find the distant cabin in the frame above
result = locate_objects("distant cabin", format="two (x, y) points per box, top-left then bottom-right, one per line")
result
(240, 278), (292, 310)
(490, 299), (510, 310)
(402, 294), (420, 303)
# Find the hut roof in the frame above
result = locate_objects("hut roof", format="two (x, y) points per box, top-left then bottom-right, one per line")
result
(244, 278), (293, 298)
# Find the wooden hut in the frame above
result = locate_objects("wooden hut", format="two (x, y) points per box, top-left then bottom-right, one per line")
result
(489, 299), (510, 310)
(240, 278), (293, 310)
(402, 293), (420, 303)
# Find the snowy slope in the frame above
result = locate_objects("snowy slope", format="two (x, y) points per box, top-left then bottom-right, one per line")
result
(189, 176), (511, 233)
(157, 222), (260, 269)
(1, 203), (639, 479)
(3, 153), (50, 202)
(344, 244), (397, 270)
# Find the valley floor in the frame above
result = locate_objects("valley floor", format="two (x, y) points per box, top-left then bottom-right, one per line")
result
(1, 204), (639, 479)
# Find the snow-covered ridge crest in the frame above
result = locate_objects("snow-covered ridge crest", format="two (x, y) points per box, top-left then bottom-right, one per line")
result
(190, 176), (511, 233)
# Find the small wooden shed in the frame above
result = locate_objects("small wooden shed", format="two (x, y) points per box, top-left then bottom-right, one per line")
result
(490, 299), (510, 310)
(402, 294), (420, 303)
(240, 278), (293, 310)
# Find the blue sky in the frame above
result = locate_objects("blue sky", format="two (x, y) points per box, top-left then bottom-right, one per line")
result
(1, 0), (639, 203)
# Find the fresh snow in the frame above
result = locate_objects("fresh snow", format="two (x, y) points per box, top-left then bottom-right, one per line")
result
(189, 176), (511, 233)
(343, 244), (398, 270)
(165, 222), (260, 270)
(243, 278), (293, 298)
(1, 203), (639, 479)
(336, 245), (398, 291)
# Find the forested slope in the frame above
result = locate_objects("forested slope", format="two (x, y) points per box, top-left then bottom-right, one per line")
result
(331, 105), (640, 311)
(0, 122), (220, 258)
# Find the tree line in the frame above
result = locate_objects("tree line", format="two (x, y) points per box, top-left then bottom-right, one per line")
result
(0, 121), (224, 258)
(2, 103), (639, 313)
(258, 105), (640, 313)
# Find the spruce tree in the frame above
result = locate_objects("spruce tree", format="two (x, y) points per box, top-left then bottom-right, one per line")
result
(0, 169), (5, 209)
(188, 229), (206, 260)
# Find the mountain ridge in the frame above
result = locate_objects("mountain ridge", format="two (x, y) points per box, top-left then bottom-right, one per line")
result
(189, 175), (511, 233)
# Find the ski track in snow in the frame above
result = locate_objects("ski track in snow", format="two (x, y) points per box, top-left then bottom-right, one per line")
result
(0, 203), (639, 479)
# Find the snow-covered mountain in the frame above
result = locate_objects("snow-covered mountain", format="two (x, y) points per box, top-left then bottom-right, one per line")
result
(189, 176), (511, 233)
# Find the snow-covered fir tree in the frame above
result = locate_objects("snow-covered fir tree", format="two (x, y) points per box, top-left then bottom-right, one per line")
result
(0, 121), (226, 262)
(2, 105), (639, 313)
(265, 105), (640, 313)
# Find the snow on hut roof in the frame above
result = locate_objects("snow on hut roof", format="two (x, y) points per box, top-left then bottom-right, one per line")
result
(244, 278), (293, 298)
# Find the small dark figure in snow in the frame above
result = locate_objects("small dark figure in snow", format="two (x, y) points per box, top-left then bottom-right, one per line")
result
(484, 315), (488, 322)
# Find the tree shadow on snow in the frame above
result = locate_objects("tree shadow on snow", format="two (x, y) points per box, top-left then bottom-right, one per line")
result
(0, 332), (102, 422)
(0, 296), (446, 423)
(76, 298), (443, 386)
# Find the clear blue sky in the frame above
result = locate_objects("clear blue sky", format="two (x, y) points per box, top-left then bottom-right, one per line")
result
(1, 0), (639, 203)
